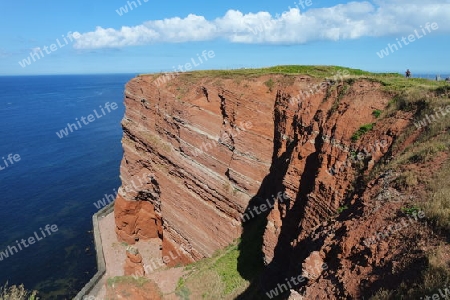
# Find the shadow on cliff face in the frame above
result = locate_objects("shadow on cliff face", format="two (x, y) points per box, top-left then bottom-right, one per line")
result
(236, 90), (340, 299)
(236, 92), (310, 299)
(235, 150), (295, 299)
(262, 129), (325, 287)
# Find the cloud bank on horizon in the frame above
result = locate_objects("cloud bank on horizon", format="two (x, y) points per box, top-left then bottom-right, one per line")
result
(74, 0), (450, 49)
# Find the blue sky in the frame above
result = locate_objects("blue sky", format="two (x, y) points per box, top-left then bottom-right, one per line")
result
(1, 0), (449, 75)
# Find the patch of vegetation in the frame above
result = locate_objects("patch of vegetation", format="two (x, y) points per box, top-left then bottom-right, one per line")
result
(140, 65), (372, 81)
(329, 84), (350, 115)
(277, 75), (296, 88)
(423, 159), (450, 230)
(140, 65), (449, 98)
(370, 246), (450, 299)
(414, 113), (450, 146)
(351, 123), (375, 141)
(366, 82), (449, 298)
(345, 78), (356, 85)
(107, 276), (149, 288)
(213, 79), (225, 88)
(373, 74), (448, 94)
(435, 85), (450, 98)
(372, 109), (382, 118)
(322, 84), (335, 103)
(408, 144), (443, 164)
(337, 205), (349, 214)
(418, 248), (450, 295)
(0, 283), (38, 300)
(175, 85), (191, 100)
(264, 78), (275, 92)
(394, 171), (418, 190)
(369, 288), (394, 300)
(175, 277), (191, 300)
(401, 206), (421, 216)
(391, 90), (428, 112)
(175, 241), (249, 299)
(375, 81), (448, 136)
(176, 277), (185, 289)
(214, 243), (248, 294)
(175, 215), (267, 299)
(338, 85), (350, 100)
(386, 137), (448, 175)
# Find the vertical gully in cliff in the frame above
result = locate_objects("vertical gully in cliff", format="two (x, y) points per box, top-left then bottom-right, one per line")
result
(236, 90), (301, 298)
(237, 82), (355, 298)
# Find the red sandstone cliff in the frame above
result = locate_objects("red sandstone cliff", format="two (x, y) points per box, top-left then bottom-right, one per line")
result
(114, 73), (279, 263)
(113, 71), (449, 298)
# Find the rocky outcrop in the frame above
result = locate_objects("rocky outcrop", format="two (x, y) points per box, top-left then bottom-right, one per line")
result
(115, 194), (162, 244)
(113, 72), (410, 293)
(123, 247), (145, 276)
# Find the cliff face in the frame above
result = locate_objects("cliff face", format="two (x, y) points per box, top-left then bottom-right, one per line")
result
(115, 73), (279, 262)
(113, 71), (410, 293)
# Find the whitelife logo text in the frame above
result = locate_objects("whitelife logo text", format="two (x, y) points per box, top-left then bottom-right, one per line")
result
(0, 225), (59, 262)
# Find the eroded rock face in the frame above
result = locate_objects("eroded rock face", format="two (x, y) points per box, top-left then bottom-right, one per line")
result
(124, 247), (145, 276)
(302, 251), (325, 280)
(113, 73), (405, 279)
(115, 193), (162, 244)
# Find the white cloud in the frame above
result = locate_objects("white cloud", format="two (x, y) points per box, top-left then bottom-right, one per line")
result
(74, 1), (450, 49)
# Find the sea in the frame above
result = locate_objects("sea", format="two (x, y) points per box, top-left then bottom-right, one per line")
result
(414, 73), (449, 80)
(0, 74), (136, 299)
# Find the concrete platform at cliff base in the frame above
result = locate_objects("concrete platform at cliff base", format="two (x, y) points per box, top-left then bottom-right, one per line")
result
(86, 211), (183, 300)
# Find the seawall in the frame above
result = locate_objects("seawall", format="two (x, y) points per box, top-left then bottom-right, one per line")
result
(73, 202), (114, 300)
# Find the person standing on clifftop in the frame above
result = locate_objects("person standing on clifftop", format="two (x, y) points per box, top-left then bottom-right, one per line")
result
(406, 69), (411, 78)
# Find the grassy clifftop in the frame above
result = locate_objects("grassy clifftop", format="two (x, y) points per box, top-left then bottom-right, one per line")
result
(143, 64), (447, 92)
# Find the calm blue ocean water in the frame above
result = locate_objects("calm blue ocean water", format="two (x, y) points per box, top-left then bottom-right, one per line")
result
(0, 74), (136, 299)
(415, 74), (449, 80)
